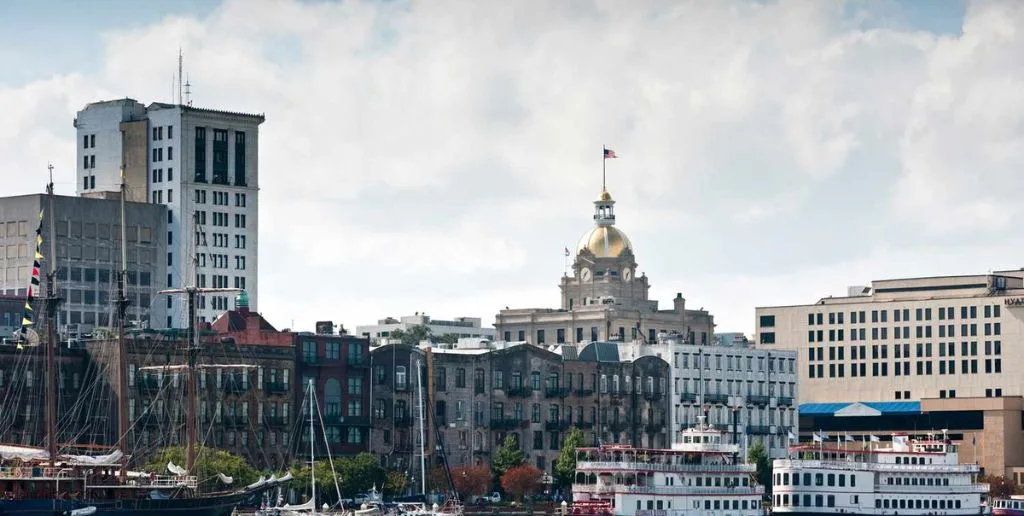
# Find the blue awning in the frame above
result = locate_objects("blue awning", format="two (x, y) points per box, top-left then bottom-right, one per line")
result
(799, 401), (921, 416)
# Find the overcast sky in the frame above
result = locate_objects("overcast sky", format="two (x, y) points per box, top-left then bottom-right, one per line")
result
(3, 0), (1023, 336)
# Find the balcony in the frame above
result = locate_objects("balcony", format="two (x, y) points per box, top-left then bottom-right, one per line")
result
(346, 357), (368, 368)
(321, 415), (372, 427)
(223, 382), (249, 394)
(778, 396), (794, 406)
(642, 391), (663, 402)
(544, 387), (569, 399)
(578, 421), (595, 430)
(301, 356), (321, 367)
(223, 415), (250, 428)
(505, 386), (532, 398)
(746, 425), (771, 435)
(748, 395), (770, 406)
(644, 421), (666, 433)
(608, 421), (629, 433)
(574, 388), (595, 397)
(704, 393), (730, 405)
(266, 416), (289, 428)
(394, 415), (413, 427)
(264, 381), (289, 394)
(711, 423), (730, 433)
(135, 376), (166, 394)
(545, 420), (571, 431)
(490, 418), (525, 430)
(679, 392), (698, 403)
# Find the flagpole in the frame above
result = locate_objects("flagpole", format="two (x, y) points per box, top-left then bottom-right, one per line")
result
(602, 145), (606, 191)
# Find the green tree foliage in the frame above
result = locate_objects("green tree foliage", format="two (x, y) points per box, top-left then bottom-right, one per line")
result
(747, 440), (772, 495)
(554, 426), (584, 490)
(384, 470), (408, 496)
(492, 434), (525, 478)
(289, 453), (387, 504)
(388, 325), (433, 346)
(144, 446), (259, 491)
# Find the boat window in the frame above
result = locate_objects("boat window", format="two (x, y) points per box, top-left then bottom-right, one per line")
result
(827, 473), (835, 486)
(851, 474), (856, 487)
(793, 473), (800, 486)
(815, 473), (823, 486)
(815, 495), (823, 507)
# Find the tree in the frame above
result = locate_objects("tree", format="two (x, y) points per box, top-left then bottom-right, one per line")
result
(492, 434), (525, 478)
(145, 446), (258, 491)
(428, 466), (450, 493)
(748, 440), (772, 495)
(431, 333), (459, 345)
(338, 452), (387, 495)
(289, 460), (344, 505)
(452, 465), (492, 500)
(982, 475), (1018, 498)
(384, 470), (408, 497)
(389, 325), (433, 346)
(555, 426), (584, 490)
(501, 465), (542, 501)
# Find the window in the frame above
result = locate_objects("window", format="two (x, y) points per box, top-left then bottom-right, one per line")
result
(347, 377), (361, 395)
(760, 315), (776, 327)
(455, 368), (466, 388)
(396, 366), (407, 389)
(234, 131), (247, 186)
(212, 129), (229, 184)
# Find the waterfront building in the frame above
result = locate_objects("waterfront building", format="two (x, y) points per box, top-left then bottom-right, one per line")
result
(292, 321), (372, 459)
(755, 269), (1024, 477)
(0, 193), (167, 335)
(74, 98), (263, 327)
(356, 314), (494, 343)
(494, 189), (713, 346)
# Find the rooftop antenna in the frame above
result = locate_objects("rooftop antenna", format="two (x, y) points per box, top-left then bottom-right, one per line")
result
(178, 48), (183, 106)
(185, 74), (193, 106)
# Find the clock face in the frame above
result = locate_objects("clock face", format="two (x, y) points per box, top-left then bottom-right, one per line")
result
(581, 267), (592, 281)
(623, 268), (633, 281)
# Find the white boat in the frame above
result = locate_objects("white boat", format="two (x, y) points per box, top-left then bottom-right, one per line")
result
(570, 417), (765, 515)
(772, 430), (987, 515)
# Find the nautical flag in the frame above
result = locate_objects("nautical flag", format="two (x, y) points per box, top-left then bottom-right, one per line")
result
(603, 148), (618, 159)
(845, 434), (854, 442)
(869, 435), (880, 443)
(787, 430), (797, 442)
(812, 433), (823, 443)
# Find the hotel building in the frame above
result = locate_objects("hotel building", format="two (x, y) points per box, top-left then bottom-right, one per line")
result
(755, 270), (1024, 477)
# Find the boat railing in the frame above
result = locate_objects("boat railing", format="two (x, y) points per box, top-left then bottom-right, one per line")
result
(775, 458), (980, 474)
(573, 484), (763, 496)
(669, 442), (739, 453)
(577, 461), (756, 473)
(0, 466), (75, 480)
(875, 482), (990, 493)
(86, 474), (199, 489)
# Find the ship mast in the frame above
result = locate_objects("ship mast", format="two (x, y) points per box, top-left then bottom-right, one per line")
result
(44, 164), (61, 464)
(115, 169), (130, 480)
(159, 209), (241, 476)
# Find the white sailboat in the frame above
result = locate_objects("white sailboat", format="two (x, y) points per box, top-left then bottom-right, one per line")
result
(274, 381), (380, 516)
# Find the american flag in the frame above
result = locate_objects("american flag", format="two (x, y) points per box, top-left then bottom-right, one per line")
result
(604, 148), (618, 159)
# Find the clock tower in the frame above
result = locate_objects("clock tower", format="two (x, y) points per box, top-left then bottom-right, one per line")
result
(560, 188), (651, 311)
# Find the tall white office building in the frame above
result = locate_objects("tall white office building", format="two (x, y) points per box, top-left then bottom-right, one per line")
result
(74, 98), (264, 327)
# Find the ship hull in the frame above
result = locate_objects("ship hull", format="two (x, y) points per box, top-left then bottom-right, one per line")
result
(0, 491), (251, 516)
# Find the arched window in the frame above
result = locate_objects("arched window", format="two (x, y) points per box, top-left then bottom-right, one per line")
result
(612, 375), (620, 393)
(325, 378), (341, 417)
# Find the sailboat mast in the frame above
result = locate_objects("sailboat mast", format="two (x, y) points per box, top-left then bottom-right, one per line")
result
(308, 380), (316, 513)
(417, 358), (426, 496)
(186, 286), (198, 474)
(115, 169), (130, 480)
(44, 164), (60, 464)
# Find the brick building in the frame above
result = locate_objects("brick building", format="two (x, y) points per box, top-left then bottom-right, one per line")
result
(293, 322), (372, 460)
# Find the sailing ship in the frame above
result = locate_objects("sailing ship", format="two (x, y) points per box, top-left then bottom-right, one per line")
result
(0, 169), (290, 516)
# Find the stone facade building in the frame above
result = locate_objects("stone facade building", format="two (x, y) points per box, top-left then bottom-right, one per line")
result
(419, 341), (673, 480)
(495, 189), (713, 346)
(368, 343), (428, 486)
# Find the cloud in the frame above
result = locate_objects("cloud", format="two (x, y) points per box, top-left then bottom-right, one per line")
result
(2, 0), (1023, 335)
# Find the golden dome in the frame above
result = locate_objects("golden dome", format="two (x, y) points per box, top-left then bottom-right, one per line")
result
(577, 226), (632, 258)
(599, 190), (613, 201)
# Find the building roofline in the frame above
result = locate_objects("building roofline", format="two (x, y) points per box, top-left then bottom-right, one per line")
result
(147, 102), (266, 123)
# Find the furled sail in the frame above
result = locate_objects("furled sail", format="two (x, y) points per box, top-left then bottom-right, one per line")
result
(66, 449), (123, 465)
(218, 473), (234, 484)
(167, 461), (188, 476)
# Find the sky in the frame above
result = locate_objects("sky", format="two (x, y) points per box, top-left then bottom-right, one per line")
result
(3, 0), (1023, 337)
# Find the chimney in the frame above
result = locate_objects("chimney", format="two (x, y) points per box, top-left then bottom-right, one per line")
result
(674, 293), (685, 313)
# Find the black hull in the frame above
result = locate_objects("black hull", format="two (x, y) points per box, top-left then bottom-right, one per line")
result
(0, 489), (257, 516)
